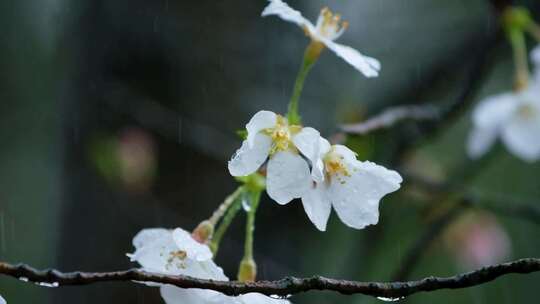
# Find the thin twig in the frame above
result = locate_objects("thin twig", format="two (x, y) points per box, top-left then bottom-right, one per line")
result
(0, 259), (539, 298)
(340, 105), (440, 135)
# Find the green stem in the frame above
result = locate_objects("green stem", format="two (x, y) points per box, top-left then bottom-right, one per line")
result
(508, 27), (529, 90)
(243, 190), (262, 261)
(208, 186), (244, 226)
(286, 42), (320, 125)
(209, 188), (244, 255)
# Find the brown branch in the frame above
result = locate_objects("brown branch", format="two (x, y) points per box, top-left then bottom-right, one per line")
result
(1, 259), (539, 298)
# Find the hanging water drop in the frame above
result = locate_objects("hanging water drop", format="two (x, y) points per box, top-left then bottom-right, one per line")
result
(36, 282), (60, 288)
(242, 194), (251, 212)
(377, 296), (405, 302)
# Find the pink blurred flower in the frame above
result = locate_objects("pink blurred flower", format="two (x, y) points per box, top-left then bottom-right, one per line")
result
(445, 211), (511, 269)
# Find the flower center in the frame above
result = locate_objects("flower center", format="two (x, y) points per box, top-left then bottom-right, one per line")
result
(315, 7), (348, 40)
(265, 115), (301, 154)
(323, 149), (350, 183)
(165, 250), (187, 270)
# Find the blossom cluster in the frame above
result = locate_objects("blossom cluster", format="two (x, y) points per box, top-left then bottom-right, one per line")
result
(228, 110), (402, 231)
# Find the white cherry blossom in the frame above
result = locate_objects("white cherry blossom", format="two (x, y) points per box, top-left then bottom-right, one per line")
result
(261, 0), (380, 77)
(467, 84), (540, 162)
(0, 295), (5, 304)
(228, 110), (320, 204)
(128, 228), (227, 281)
(129, 228), (290, 304)
(297, 137), (402, 231)
(532, 45), (540, 83)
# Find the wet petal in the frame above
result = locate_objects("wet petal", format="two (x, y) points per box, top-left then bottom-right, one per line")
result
(132, 228), (170, 250)
(261, 0), (316, 34)
(228, 133), (272, 176)
(172, 228), (213, 261)
(129, 231), (179, 274)
(501, 109), (540, 162)
(301, 183), (332, 231)
(180, 258), (228, 281)
(292, 127), (323, 180)
(331, 144), (358, 164)
(266, 151), (311, 205)
(329, 161), (402, 229)
(246, 110), (277, 148)
(160, 285), (230, 304)
(312, 137), (332, 182)
(320, 38), (380, 77)
(472, 93), (517, 129)
(467, 126), (498, 159)
(292, 127), (320, 162)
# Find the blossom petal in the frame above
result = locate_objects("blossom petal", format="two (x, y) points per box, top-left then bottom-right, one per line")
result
(266, 151), (311, 205)
(532, 45), (540, 67)
(238, 293), (291, 304)
(466, 126), (498, 159)
(172, 228), (213, 261)
(312, 137), (332, 182)
(180, 258), (228, 281)
(329, 161), (402, 229)
(129, 231), (179, 274)
(292, 127), (320, 162)
(132, 228), (170, 250)
(228, 133), (272, 177)
(292, 127), (323, 180)
(501, 110), (540, 162)
(246, 110), (277, 148)
(320, 38), (380, 77)
(261, 0), (316, 34)
(301, 183), (332, 231)
(472, 93), (516, 129)
(0, 295), (5, 304)
(160, 285), (229, 304)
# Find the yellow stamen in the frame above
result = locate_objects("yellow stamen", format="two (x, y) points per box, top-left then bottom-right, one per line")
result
(263, 115), (302, 155)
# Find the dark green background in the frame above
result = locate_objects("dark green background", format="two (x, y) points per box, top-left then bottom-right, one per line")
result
(0, 0), (539, 303)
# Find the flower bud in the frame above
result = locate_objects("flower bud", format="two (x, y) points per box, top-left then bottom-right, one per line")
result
(237, 258), (257, 282)
(191, 220), (214, 244)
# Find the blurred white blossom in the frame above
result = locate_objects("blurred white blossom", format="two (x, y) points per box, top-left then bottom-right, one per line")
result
(261, 0), (380, 77)
(0, 295), (5, 304)
(297, 137), (402, 231)
(532, 45), (540, 83)
(467, 84), (540, 162)
(129, 228), (290, 304)
(228, 111), (319, 204)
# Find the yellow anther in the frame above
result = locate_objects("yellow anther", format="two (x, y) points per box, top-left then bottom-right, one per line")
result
(324, 151), (350, 178)
(264, 115), (302, 155)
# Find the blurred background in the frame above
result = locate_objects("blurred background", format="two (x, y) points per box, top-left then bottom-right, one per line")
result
(0, 0), (539, 303)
